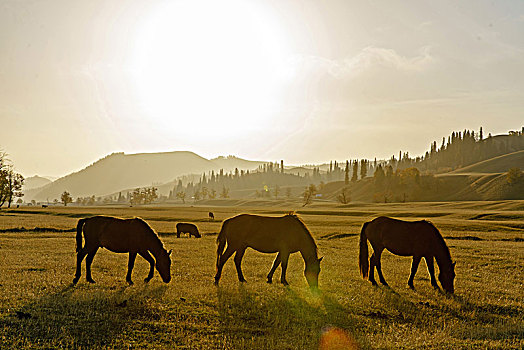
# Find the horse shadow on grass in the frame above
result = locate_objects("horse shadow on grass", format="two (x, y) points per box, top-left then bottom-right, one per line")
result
(0, 283), (169, 348)
(361, 284), (430, 324)
(436, 293), (524, 341)
(215, 284), (369, 349)
(385, 285), (524, 342)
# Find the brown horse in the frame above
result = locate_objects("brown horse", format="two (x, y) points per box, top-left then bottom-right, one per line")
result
(73, 216), (172, 285)
(359, 216), (455, 293)
(214, 214), (322, 289)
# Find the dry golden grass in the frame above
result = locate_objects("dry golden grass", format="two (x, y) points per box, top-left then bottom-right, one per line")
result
(0, 201), (523, 349)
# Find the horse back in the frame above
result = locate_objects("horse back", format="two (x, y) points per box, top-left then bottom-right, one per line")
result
(365, 216), (437, 256)
(83, 216), (150, 253)
(222, 214), (310, 253)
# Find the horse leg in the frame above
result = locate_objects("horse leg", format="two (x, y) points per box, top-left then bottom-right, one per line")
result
(368, 252), (377, 286)
(375, 249), (388, 286)
(424, 256), (439, 289)
(139, 251), (155, 283)
(126, 252), (137, 285)
(234, 247), (247, 283)
(214, 246), (236, 285)
(280, 252), (290, 286)
(267, 253), (282, 284)
(73, 247), (88, 284)
(85, 247), (99, 283)
(408, 256), (422, 289)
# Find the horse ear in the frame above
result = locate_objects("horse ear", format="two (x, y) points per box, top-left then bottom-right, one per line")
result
(168, 249), (172, 256)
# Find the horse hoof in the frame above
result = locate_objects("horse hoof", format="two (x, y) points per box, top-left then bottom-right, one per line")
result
(87, 279), (95, 284)
(127, 280), (134, 285)
(281, 281), (289, 286)
(267, 279), (273, 284)
(408, 284), (415, 290)
(214, 280), (219, 286)
(72, 278), (79, 285)
(370, 281), (378, 286)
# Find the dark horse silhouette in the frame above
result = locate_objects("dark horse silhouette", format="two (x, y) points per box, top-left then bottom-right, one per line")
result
(73, 216), (172, 285)
(176, 223), (201, 238)
(214, 214), (322, 289)
(209, 212), (215, 220)
(359, 216), (455, 293)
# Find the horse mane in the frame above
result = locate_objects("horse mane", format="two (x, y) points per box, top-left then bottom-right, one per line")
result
(424, 220), (452, 264)
(134, 217), (165, 250)
(285, 213), (318, 255)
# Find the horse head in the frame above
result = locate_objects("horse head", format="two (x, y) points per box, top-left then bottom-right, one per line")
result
(304, 257), (323, 289)
(438, 261), (456, 293)
(156, 249), (172, 283)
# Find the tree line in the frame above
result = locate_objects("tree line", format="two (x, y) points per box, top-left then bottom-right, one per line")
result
(391, 127), (524, 173)
(6, 126), (523, 206)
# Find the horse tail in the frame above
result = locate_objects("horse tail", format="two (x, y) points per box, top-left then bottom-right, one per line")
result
(216, 220), (229, 270)
(76, 218), (86, 252)
(359, 222), (370, 279)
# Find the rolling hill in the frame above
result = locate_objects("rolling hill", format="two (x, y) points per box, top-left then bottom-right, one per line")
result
(316, 147), (524, 202)
(25, 152), (267, 201)
(449, 150), (524, 174)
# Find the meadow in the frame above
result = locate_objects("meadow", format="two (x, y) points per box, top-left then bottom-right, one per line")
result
(0, 201), (523, 349)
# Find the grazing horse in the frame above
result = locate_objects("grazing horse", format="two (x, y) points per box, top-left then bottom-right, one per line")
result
(209, 212), (215, 220)
(73, 216), (172, 285)
(214, 214), (322, 289)
(176, 223), (201, 238)
(359, 216), (455, 293)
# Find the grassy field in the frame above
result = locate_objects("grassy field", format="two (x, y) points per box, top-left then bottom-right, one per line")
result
(0, 201), (523, 349)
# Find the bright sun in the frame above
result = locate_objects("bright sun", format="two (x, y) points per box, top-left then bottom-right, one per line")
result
(131, 0), (292, 136)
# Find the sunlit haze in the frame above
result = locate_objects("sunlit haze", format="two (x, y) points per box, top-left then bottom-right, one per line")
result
(1, 0), (524, 177)
(131, 0), (292, 136)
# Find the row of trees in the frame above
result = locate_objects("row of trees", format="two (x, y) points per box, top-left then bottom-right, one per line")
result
(70, 187), (159, 206)
(390, 127), (524, 172)
(130, 187), (158, 205)
(166, 157), (377, 203)
(12, 126), (524, 206)
(372, 165), (441, 203)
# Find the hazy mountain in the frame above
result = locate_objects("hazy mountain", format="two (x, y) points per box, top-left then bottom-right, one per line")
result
(22, 175), (52, 190)
(210, 155), (267, 171)
(25, 151), (267, 201)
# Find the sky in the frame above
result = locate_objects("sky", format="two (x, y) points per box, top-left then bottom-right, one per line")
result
(1, 0), (524, 178)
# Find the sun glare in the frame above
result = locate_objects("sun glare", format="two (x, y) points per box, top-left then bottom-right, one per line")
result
(131, 0), (292, 136)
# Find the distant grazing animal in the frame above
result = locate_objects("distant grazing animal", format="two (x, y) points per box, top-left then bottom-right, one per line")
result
(73, 216), (172, 285)
(215, 214), (322, 289)
(42, 204), (48, 208)
(176, 223), (201, 238)
(209, 212), (215, 220)
(359, 216), (455, 293)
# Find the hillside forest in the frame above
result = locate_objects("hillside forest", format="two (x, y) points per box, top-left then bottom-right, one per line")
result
(3, 127), (524, 206)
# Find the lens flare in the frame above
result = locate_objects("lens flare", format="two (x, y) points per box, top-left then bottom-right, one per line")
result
(319, 326), (359, 350)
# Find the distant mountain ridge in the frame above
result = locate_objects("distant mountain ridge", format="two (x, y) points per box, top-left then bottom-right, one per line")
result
(23, 175), (52, 191)
(25, 151), (268, 201)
